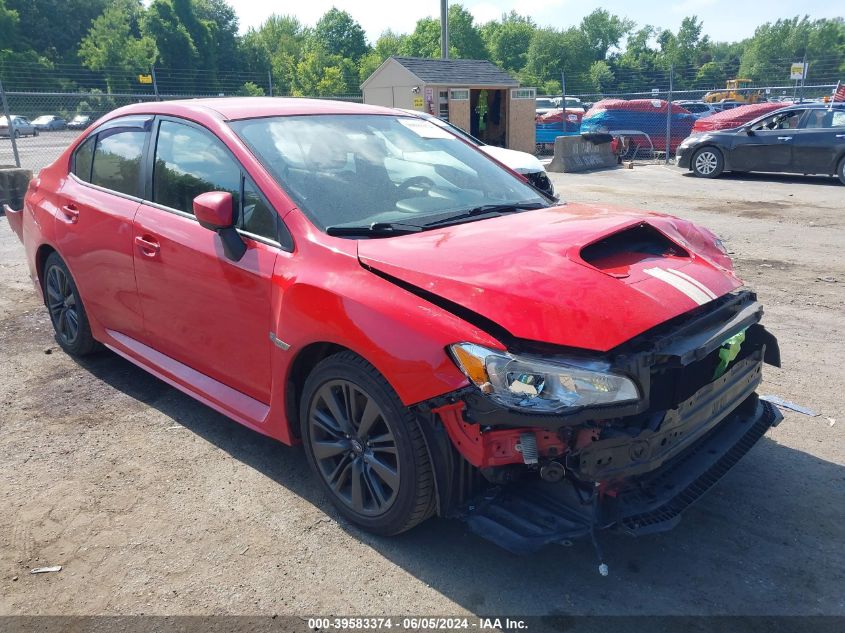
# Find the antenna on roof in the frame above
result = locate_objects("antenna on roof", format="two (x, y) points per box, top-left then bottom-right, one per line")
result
(440, 0), (449, 60)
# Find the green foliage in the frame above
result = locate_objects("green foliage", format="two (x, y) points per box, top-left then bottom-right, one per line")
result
(524, 27), (593, 92)
(238, 81), (265, 96)
(7, 0), (108, 64)
(580, 9), (634, 61)
(401, 4), (487, 59)
(589, 60), (615, 92)
(314, 8), (369, 62)
(739, 17), (845, 82)
(480, 11), (535, 72)
(79, 0), (156, 92)
(359, 30), (407, 83)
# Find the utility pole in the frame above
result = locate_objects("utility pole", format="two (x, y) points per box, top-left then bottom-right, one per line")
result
(151, 65), (161, 101)
(440, 0), (449, 60)
(665, 65), (673, 165)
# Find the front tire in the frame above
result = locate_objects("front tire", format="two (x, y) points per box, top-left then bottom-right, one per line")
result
(691, 147), (724, 178)
(43, 253), (97, 356)
(837, 157), (845, 185)
(300, 352), (435, 535)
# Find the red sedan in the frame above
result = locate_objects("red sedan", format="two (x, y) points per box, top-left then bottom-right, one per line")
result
(5, 98), (781, 560)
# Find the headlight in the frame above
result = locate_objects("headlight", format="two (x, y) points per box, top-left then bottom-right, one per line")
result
(449, 343), (640, 414)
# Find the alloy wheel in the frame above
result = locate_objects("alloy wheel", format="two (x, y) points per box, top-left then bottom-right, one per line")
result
(695, 150), (718, 175)
(45, 265), (79, 344)
(308, 379), (400, 517)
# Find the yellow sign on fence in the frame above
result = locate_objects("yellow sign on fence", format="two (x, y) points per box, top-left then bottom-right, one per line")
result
(138, 74), (153, 84)
(412, 96), (424, 110)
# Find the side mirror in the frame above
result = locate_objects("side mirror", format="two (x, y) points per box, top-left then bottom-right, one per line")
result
(193, 191), (246, 262)
(744, 127), (755, 136)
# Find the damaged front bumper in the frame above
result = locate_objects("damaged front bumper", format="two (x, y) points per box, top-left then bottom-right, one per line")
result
(417, 290), (783, 553)
(462, 395), (780, 554)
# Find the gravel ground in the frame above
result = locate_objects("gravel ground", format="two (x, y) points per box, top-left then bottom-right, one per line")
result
(0, 165), (843, 617)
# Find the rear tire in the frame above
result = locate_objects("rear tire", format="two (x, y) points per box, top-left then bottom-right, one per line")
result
(837, 157), (845, 185)
(300, 351), (435, 536)
(43, 253), (97, 357)
(691, 147), (724, 178)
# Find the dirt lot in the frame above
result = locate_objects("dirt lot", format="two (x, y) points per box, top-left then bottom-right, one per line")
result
(0, 165), (843, 617)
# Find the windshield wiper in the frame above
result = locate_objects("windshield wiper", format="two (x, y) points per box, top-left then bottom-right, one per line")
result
(325, 221), (423, 237)
(421, 202), (546, 228)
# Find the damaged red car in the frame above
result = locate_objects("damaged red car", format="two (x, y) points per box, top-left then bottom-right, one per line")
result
(6, 98), (781, 561)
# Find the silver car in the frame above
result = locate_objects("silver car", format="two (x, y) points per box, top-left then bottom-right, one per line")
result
(0, 115), (38, 138)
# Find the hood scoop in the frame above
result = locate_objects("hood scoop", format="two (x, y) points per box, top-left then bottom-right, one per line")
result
(579, 223), (690, 279)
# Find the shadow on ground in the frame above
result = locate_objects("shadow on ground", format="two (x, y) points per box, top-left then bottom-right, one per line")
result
(681, 171), (840, 186)
(73, 350), (845, 617)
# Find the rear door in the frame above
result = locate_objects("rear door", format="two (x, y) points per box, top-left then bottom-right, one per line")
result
(793, 108), (845, 175)
(729, 109), (805, 172)
(133, 117), (285, 403)
(54, 116), (151, 338)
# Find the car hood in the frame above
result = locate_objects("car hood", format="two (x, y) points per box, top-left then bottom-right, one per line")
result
(479, 145), (545, 174)
(357, 204), (742, 351)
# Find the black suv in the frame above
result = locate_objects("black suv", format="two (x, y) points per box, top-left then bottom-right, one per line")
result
(677, 103), (845, 184)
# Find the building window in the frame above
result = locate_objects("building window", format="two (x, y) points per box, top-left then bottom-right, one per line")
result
(449, 89), (469, 101)
(511, 88), (537, 100)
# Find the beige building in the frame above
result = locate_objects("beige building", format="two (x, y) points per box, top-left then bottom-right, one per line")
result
(361, 57), (536, 154)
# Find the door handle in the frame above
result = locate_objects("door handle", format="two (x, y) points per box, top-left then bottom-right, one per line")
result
(59, 204), (79, 224)
(135, 235), (161, 257)
(777, 136), (793, 141)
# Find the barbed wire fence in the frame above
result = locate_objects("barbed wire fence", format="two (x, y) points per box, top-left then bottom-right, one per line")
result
(2, 53), (844, 170)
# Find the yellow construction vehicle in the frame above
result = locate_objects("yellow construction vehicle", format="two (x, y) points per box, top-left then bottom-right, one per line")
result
(703, 79), (765, 104)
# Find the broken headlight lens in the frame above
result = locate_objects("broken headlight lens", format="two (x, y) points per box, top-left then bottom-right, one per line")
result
(449, 343), (640, 413)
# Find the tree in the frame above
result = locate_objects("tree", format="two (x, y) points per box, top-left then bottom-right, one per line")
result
(7, 0), (108, 64)
(739, 17), (845, 83)
(238, 81), (265, 96)
(292, 45), (355, 96)
(589, 60), (615, 92)
(313, 8), (369, 62)
(195, 0), (240, 73)
(359, 30), (407, 83)
(523, 27), (593, 92)
(79, 0), (157, 93)
(580, 9), (634, 61)
(241, 14), (307, 93)
(480, 11), (535, 72)
(400, 4), (487, 59)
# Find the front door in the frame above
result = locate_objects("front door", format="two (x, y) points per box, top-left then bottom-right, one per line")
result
(133, 118), (279, 403)
(730, 109), (806, 172)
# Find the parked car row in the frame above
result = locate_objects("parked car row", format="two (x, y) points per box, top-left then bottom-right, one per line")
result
(0, 114), (94, 138)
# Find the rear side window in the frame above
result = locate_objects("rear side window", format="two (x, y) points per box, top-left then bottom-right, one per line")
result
(73, 136), (95, 182)
(804, 109), (845, 129)
(153, 120), (240, 214)
(91, 129), (146, 196)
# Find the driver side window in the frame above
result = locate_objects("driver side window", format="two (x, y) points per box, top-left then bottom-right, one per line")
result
(751, 111), (804, 131)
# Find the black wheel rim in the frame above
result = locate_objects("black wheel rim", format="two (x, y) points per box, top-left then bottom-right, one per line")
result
(308, 380), (400, 517)
(46, 265), (79, 344)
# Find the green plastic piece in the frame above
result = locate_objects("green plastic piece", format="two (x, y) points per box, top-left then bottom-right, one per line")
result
(713, 330), (746, 380)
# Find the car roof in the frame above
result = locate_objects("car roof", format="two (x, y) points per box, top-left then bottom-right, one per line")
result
(105, 97), (399, 122)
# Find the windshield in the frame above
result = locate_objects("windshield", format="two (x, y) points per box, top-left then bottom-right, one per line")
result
(231, 114), (546, 234)
(536, 98), (559, 109)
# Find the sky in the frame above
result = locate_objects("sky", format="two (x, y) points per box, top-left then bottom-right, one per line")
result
(224, 0), (839, 44)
